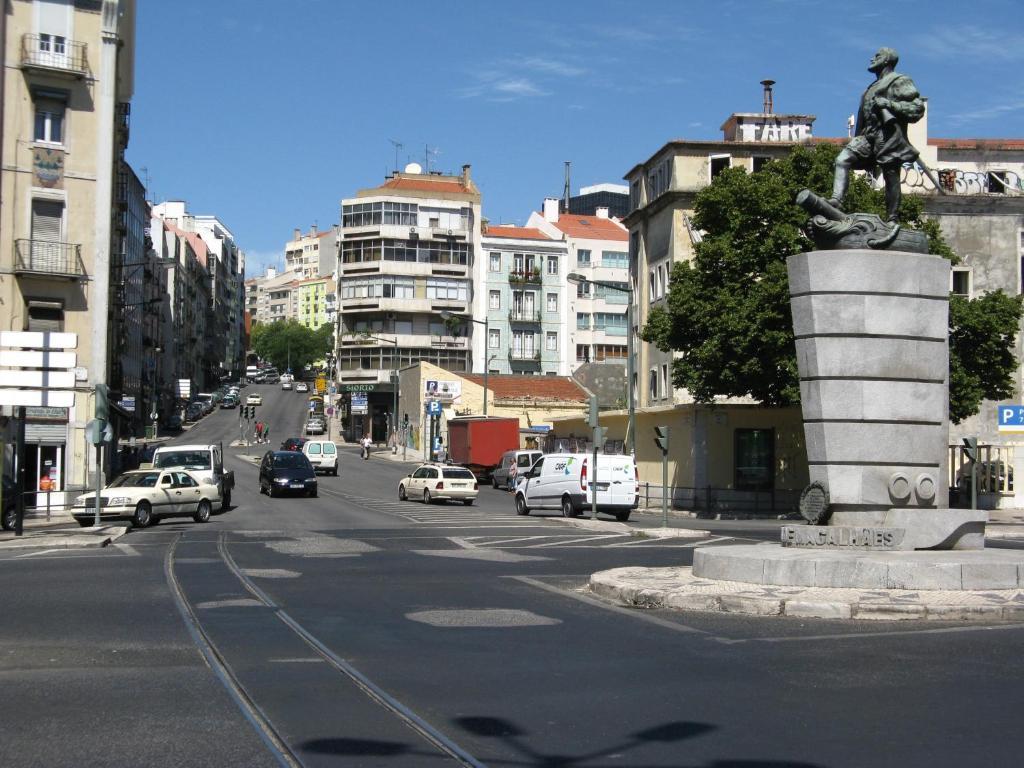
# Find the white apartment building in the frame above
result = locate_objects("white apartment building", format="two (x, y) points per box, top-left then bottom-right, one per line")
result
(336, 164), (481, 441)
(526, 200), (630, 370)
(285, 225), (337, 278)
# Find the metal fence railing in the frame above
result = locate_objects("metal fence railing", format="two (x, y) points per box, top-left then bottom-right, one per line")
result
(637, 482), (800, 516)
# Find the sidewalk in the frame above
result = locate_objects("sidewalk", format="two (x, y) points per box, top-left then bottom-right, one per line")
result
(0, 523), (129, 550)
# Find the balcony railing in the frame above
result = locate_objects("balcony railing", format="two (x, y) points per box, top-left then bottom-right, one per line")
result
(21, 34), (90, 78)
(508, 350), (541, 363)
(508, 309), (541, 323)
(509, 269), (542, 285)
(14, 239), (87, 280)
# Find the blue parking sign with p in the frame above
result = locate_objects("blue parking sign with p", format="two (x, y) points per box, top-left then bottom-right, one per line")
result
(997, 404), (1024, 432)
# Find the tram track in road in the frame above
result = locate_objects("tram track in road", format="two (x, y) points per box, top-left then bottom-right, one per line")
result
(166, 530), (487, 767)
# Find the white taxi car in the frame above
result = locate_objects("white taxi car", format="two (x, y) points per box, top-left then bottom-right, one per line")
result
(398, 463), (478, 505)
(246, 393), (263, 406)
(73, 469), (219, 528)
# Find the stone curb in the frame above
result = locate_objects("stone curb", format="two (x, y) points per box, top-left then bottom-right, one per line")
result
(986, 526), (1024, 539)
(552, 517), (710, 539)
(0, 524), (129, 551)
(589, 567), (1024, 622)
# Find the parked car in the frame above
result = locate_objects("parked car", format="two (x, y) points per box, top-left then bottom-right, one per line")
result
(296, 382), (309, 393)
(492, 449), (544, 491)
(2, 475), (17, 531)
(280, 437), (308, 453)
(246, 393), (263, 406)
(514, 453), (638, 521)
(398, 464), (479, 505)
(259, 451), (318, 497)
(305, 417), (325, 436)
(185, 403), (205, 422)
(150, 443), (234, 510)
(303, 440), (338, 475)
(162, 414), (183, 431)
(281, 380), (293, 390)
(220, 396), (238, 409)
(72, 469), (218, 528)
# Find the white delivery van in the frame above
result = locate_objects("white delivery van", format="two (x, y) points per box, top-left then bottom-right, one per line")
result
(514, 453), (638, 521)
(303, 440), (338, 475)
(151, 443), (234, 510)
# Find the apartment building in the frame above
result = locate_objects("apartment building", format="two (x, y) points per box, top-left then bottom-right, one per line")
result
(336, 163), (481, 441)
(0, 0), (136, 500)
(526, 200), (630, 371)
(285, 225), (337, 278)
(295, 275), (336, 330)
(478, 224), (568, 376)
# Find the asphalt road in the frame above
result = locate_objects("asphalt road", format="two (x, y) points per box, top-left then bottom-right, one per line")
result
(2, 383), (1023, 767)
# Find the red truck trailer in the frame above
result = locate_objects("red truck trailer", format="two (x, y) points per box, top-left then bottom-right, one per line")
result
(447, 417), (520, 479)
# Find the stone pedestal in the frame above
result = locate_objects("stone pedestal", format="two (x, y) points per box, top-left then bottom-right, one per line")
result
(788, 250), (951, 527)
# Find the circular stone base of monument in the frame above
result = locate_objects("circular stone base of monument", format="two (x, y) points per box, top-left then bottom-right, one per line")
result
(589, 564), (1024, 622)
(693, 543), (1024, 591)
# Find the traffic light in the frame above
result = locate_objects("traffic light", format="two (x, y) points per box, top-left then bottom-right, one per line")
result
(95, 383), (109, 426)
(588, 395), (599, 428)
(654, 425), (670, 454)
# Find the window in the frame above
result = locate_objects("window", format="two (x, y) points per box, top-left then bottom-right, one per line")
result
(34, 95), (65, 144)
(649, 369), (658, 400)
(546, 293), (557, 313)
(577, 249), (591, 266)
(576, 313), (590, 330)
(27, 301), (63, 332)
(547, 256), (559, 275)
(951, 268), (971, 297)
(546, 331), (557, 351)
(489, 252), (501, 272)
(988, 171), (1009, 194)
(576, 282), (591, 298)
(752, 156), (771, 173)
(649, 271), (657, 300)
(593, 345), (626, 361)
(661, 364), (670, 398)
(489, 290), (500, 310)
(576, 344), (590, 362)
(425, 278), (468, 301)
(488, 328), (500, 349)
(601, 251), (628, 269)
(735, 428), (775, 491)
(710, 154), (731, 179)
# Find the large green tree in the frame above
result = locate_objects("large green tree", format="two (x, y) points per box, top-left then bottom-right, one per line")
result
(250, 320), (333, 373)
(642, 143), (1022, 423)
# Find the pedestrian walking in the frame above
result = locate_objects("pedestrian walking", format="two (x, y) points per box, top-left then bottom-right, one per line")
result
(360, 434), (371, 460)
(263, 424), (270, 444)
(255, 421), (263, 443)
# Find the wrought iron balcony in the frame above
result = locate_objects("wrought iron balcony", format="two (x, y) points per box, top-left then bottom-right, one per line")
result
(508, 269), (542, 285)
(21, 34), (90, 78)
(508, 350), (541, 363)
(508, 309), (542, 323)
(14, 239), (87, 280)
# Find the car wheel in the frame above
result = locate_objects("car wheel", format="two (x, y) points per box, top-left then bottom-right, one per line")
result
(332, 467), (338, 477)
(423, 489), (432, 505)
(614, 511), (631, 522)
(561, 496), (576, 518)
(492, 476), (499, 489)
(463, 499), (474, 506)
(515, 495), (530, 516)
(308, 488), (318, 498)
(398, 484), (407, 501)
(268, 484), (277, 498)
(132, 501), (152, 528)
(1, 505), (15, 531)
(194, 499), (212, 524)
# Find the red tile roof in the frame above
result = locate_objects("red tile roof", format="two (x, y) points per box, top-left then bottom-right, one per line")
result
(929, 138), (1024, 151)
(483, 225), (551, 240)
(381, 177), (473, 193)
(548, 214), (627, 242)
(317, 229), (336, 238)
(461, 374), (589, 403)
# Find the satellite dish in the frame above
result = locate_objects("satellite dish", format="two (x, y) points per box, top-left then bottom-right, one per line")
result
(404, 162), (423, 174)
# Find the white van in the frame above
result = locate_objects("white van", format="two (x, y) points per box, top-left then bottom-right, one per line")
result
(303, 440), (338, 475)
(514, 453), (638, 521)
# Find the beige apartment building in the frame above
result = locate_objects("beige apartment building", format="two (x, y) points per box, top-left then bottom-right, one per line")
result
(0, 0), (136, 504)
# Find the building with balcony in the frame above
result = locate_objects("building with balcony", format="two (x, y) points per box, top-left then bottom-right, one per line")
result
(478, 225), (568, 376)
(0, 0), (136, 502)
(295, 275), (335, 330)
(285, 225), (337, 278)
(337, 163), (481, 442)
(526, 200), (630, 372)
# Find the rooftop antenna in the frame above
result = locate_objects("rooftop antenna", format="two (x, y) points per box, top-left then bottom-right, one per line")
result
(388, 138), (403, 173)
(563, 161), (571, 212)
(760, 79), (776, 114)
(425, 144), (441, 173)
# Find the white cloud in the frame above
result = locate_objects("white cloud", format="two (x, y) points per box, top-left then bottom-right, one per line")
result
(914, 25), (1024, 62)
(243, 249), (283, 278)
(521, 57), (587, 77)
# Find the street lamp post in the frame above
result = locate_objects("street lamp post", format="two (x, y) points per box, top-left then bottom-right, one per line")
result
(567, 272), (634, 455)
(439, 311), (488, 415)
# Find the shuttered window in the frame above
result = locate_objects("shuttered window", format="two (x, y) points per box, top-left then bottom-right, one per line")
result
(32, 200), (63, 241)
(27, 304), (63, 332)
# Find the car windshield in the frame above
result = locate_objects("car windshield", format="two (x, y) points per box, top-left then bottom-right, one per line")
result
(443, 469), (475, 480)
(109, 471), (160, 488)
(273, 453), (310, 469)
(154, 451), (211, 470)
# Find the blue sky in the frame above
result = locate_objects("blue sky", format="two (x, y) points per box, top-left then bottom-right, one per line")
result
(126, 0), (1024, 275)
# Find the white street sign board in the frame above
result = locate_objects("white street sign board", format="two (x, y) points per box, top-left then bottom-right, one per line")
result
(0, 350), (76, 369)
(0, 370), (75, 388)
(0, 331), (77, 349)
(0, 389), (76, 407)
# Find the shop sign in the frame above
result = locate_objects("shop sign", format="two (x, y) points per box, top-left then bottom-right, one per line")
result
(424, 380), (461, 400)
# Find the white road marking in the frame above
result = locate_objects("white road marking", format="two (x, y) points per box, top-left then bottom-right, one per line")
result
(528, 534), (627, 548)
(113, 543), (141, 557)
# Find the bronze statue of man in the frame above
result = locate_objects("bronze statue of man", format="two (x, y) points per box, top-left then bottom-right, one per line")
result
(829, 47), (925, 224)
